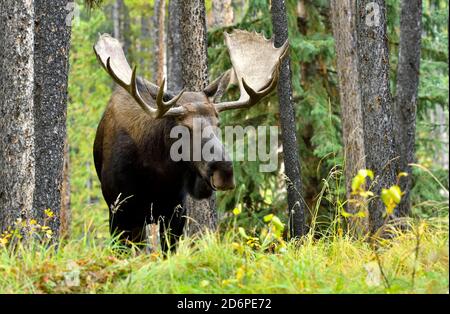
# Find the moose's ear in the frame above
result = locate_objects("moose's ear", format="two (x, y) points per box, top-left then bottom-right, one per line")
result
(203, 69), (236, 102)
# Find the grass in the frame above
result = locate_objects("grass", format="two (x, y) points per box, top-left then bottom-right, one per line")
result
(1, 163), (448, 294)
(0, 215), (448, 294)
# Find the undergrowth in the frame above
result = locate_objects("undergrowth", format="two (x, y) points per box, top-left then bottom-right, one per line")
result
(0, 215), (447, 294)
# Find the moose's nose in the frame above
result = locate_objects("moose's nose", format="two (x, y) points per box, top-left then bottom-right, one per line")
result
(209, 161), (235, 191)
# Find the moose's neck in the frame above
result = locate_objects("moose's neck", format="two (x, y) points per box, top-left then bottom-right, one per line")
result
(140, 117), (179, 166)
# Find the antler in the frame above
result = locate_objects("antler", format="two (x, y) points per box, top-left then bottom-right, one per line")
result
(214, 30), (289, 112)
(94, 34), (185, 118)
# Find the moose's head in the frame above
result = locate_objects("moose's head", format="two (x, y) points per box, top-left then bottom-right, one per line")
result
(94, 30), (288, 199)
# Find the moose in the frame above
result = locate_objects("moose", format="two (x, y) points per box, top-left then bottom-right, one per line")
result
(93, 30), (288, 251)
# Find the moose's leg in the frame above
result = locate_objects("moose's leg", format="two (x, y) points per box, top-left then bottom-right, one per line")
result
(109, 211), (147, 246)
(107, 193), (150, 248)
(159, 204), (186, 253)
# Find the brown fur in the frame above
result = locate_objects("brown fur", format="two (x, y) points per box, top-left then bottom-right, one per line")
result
(93, 84), (233, 251)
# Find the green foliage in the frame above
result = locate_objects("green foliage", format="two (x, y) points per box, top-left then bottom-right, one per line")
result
(84, 0), (103, 9)
(209, 0), (344, 230)
(211, 0), (448, 230)
(410, 166), (449, 218)
(68, 3), (111, 236)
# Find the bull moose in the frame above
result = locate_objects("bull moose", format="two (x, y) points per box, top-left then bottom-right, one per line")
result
(93, 30), (288, 251)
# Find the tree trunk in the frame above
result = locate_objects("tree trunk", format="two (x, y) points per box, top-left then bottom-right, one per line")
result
(180, 0), (209, 90)
(179, 0), (217, 236)
(183, 195), (217, 236)
(270, 0), (306, 238)
(330, 0), (367, 217)
(167, 0), (184, 92)
(112, 0), (121, 40)
(394, 0), (422, 217)
(212, 0), (234, 27)
(33, 0), (72, 240)
(356, 0), (399, 233)
(157, 0), (166, 85)
(112, 0), (130, 57)
(120, 1), (131, 58)
(434, 106), (449, 170)
(151, 0), (166, 85)
(0, 0), (36, 232)
(60, 138), (71, 238)
(140, 4), (152, 77)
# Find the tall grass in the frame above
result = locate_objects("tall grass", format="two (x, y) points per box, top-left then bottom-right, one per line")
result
(0, 214), (448, 294)
(1, 163), (448, 294)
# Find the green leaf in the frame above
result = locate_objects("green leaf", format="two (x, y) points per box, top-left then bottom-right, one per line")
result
(381, 185), (403, 216)
(351, 169), (374, 192)
(389, 185), (402, 204)
(381, 188), (391, 207)
(358, 169), (374, 180)
(351, 174), (365, 192)
(271, 216), (284, 232)
(341, 209), (353, 218)
(238, 227), (248, 239)
(263, 214), (274, 223)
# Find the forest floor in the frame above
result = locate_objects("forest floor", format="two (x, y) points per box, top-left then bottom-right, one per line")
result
(0, 214), (448, 294)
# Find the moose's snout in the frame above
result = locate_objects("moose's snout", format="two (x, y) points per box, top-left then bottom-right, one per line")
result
(209, 161), (235, 191)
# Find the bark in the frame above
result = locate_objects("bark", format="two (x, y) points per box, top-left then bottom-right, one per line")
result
(437, 107), (449, 170)
(179, 0), (217, 236)
(157, 0), (166, 85)
(271, 0), (306, 238)
(140, 4), (152, 77)
(112, 0), (120, 40)
(151, 0), (166, 84)
(183, 196), (217, 235)
(212, 0), (234, 27)
(112, 0), (130, 56)
(180, 0), (209, 90)
(356, 0), (399, 233)
(60, 139), (71, 238)
(394, 0), (422, 217)
(330, 0), (367, 214)
(120, 1), (131, 58)
(429, 106), (449, 170)
(167, 0), (184, 92)
(33, 0), (72, 239)
(0, 0), (36, 232)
